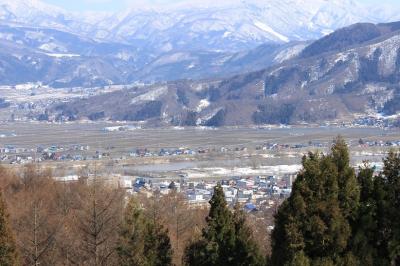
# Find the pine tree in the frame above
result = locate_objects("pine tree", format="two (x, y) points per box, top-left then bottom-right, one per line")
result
(184, 184), (264, 266)
(271, 138), (359, 265)
(117, 197), (173, 266)
(0, 190), (18, 266)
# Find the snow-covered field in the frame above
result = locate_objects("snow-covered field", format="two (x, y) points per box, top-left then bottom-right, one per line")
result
(186, 164), (303, 179)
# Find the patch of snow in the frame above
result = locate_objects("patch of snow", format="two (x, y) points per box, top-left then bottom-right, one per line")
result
(39, 43), (66, 53)
(194, 126), (218, 131)
(191, 83), (207, 92)
(321, 29), (334, 35)
(334, 52), (349, 63)
(223, 31), (231, 38)
(253, 21), (289, 43)
(261, 154), (275, 158)
(201, 108), (223, 121)
(366, 35), (400, 76)
(131, 86), (168, 104)
(363, 84), (387, 94)
(153, 53), (193, 66)
(116, 51), (134, 61)
(274, 43), (307, 63)
(196, 99), (210, 112)
(210, 54), (232, 66)
(15, 83), (41, 90)
(45, 53), (80, 58)
(194, 164), (302, 177)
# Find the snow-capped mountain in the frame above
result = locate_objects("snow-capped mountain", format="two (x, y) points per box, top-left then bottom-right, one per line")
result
(1, 0), (400, 51)
(1, 0), (400, 87)
(46, 21), (400, 126)
(95, 0), (385, 51)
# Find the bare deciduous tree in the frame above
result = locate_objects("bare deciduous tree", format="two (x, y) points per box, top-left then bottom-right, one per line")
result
(77, 174), (123, 266)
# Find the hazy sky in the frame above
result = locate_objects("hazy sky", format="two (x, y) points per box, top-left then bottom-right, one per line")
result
(44, 0), (400, 12)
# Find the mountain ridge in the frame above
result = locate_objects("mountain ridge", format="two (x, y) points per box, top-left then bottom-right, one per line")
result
(1, 0), (400, 86)
(42, 21), (400, 126)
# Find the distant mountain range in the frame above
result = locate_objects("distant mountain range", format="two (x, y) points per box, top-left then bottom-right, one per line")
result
(48, 21), (400, 126)
(1, 0), (400, 86)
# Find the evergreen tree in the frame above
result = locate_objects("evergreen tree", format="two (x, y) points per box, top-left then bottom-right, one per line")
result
(117, 198), (147, 266)
(286, 251), (310, 266)
(0, 190), (18, 266)
(271, 138), (359, 265)
(184, 184), (264, 266)
(350, 151), (400, 266)
(351, 165), (380, 265)
(117, 197), (173, 266)
(183, 235), (209, 266)
(232, 205), (266, 266)
(382, 150), (400, 264)
(143, 221), (173, 266)
(350, 163), (394, 265)
(330, 136), (360, 221)
(184, 184), (235, 265)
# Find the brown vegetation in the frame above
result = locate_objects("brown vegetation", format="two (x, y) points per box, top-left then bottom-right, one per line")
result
(1, 165), (260, 266)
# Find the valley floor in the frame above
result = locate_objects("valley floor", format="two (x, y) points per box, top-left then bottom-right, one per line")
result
(0, 122), (398, 179)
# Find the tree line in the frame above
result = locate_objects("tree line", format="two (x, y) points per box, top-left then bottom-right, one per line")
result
(0, 137), (399, 265)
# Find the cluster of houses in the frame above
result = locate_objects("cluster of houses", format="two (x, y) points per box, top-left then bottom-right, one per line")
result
(1, 137), (399, 165)
(358, 139), (400, 147)
(129, 147), (197, 157)
(116, 174), (295, 211)
(255, 142), (325, 151)
(0, 144), (90, 163)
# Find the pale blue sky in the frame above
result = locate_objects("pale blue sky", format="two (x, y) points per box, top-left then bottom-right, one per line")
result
(44, 0), (400, 12)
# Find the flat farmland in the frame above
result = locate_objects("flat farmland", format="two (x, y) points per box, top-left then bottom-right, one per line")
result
(0, 122), (398, 151)
(1, 122), (399, 179)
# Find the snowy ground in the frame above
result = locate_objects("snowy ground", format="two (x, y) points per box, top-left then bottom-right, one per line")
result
(185, 164), (302, 179)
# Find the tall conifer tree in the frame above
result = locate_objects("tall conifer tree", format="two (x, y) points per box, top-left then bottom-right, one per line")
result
(271, 137), (359, 265)
(184, 184), (264, 266)
(382, 151), (400, 264)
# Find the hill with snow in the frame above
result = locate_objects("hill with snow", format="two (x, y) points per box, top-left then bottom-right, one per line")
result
(45, 21), (400, 126)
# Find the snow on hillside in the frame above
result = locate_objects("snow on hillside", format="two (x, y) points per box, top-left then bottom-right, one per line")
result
(131, 86), (168, 104)
(1, 0), (400, 87)
(254, 21), (289, 43)
(0, 0), (399, 52)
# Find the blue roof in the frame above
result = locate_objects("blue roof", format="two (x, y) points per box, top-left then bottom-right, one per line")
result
(244, 203), (256, 210)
